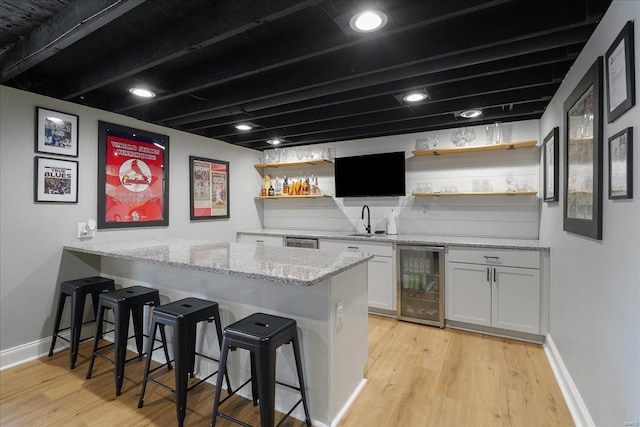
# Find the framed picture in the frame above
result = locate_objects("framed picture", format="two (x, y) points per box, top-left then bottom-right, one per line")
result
(563, 57), (603, 240)
(605, 21), (635, 123)
(34, 156), (78, 203)
(189, 156), (230, 220)
(543, 127), (559, 202)
(609, 127), (633, 199)
(97, 121), (169, 229)
(35, 107), (79, 157)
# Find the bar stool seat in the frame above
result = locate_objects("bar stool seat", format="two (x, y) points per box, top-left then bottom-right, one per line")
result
(48, 276), (115, 369)
(85, 285), (170, 396)
(138, 297), (232, 427)
(211, 312), (312, 427)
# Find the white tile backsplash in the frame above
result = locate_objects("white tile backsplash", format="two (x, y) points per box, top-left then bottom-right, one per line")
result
(261, 119), (541, 239)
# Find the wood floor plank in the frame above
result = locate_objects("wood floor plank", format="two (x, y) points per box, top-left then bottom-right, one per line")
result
(0, 315), (572, 426)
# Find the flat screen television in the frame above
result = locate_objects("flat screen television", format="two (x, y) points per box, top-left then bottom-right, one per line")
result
(334, 151), (406, 197)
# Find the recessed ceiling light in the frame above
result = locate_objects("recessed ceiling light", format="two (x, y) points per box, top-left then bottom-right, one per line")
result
(235, 123), (253, 131)
(350, 10), (388, 32)
(266, 139), (282, 145)
(460, 109), (482, 118)
(403, 92), (427, 102)
(128, 87), (156, 98)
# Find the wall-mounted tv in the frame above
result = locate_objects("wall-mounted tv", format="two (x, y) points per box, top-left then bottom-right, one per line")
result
(334, 151), (406, 197)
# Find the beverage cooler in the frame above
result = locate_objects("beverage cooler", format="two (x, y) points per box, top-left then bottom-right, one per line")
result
(396, 245), (445, 327)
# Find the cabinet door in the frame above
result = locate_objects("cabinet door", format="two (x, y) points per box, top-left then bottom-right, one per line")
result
(446, 262), (491, 326)
(492, 266), (540, 334)
(367, 255), (394, 311)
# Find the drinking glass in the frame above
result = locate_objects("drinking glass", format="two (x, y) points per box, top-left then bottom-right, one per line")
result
(485, 125), (494, 145)
(493, 122), (502, 144)
(296, 148), (304, 161)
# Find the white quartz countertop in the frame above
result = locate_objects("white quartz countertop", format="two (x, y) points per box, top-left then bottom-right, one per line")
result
(239, 229), (550, 251)
(64, 238), (372, 287)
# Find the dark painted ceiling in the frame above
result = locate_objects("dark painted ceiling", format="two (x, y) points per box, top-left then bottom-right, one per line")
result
(0, 0), (611, 150)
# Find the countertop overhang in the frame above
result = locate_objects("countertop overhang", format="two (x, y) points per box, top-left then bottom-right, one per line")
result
(64, 238), (372, 287)
(239, 229), (550, 251)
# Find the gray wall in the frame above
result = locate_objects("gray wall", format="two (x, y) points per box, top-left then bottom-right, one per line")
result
(539, 1), (640, 424)
(0, 86), (262, 351)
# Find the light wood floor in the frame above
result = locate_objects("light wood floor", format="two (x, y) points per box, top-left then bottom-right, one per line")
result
(0, 315), (573, 426)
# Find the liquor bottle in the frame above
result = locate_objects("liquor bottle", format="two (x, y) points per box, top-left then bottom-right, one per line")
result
(274, 176), (282, 195)
(282, 175), (288, 195)
(268, 185), (274, 196)
(302, 176), (310, 195)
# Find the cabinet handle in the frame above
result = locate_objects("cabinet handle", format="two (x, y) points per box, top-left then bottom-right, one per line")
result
(256, 240), (264, 243)
(484, 256), (500, 262)
(347, 246), (359, 250)
(493, 267), (497, 282)
(486, 267), (490, 282)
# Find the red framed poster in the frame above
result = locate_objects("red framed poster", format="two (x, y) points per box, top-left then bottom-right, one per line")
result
(97, 121), (169, 228)
(189, 156), (230, 220)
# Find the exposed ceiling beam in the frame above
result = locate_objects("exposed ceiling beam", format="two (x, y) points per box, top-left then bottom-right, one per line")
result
(185, 50), (576, 133)
(57, 0), (321, 100)
(217, 84), (557, 145)
(159, 21), (595, 126)
(236, 105), (546, 150)
(0, 0), (146, 82)
(111, 0), (514, 113)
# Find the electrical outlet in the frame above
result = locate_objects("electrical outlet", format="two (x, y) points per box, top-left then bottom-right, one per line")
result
(336, 300), (344, 328)
(77, 222), (95, 239)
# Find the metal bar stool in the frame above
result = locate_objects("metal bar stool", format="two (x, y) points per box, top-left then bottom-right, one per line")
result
(85, 285), (170, 396)
(138, 297), (232, 427)
(48, 276), (115, 369)
(211, 312), (312, 427)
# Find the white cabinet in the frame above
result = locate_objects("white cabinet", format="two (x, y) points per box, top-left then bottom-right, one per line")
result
(319, 239), (394, 312)
(236, 233), (283, 246)
(446, 246), (541, 335)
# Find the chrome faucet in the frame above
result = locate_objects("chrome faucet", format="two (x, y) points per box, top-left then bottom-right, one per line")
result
(361, 205), (371, 234)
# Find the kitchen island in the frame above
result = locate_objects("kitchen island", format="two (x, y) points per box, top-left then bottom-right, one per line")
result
(64, 239), (372, 427)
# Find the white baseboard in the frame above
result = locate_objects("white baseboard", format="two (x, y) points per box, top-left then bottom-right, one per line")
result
(543, 333), (595, 427)
(0, 334), (68, 371)
(329, 378), (367, 427)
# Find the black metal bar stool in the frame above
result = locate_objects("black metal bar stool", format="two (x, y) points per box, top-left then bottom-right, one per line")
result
(138, 297), (232, 427)
(85, 285), (170, 396)
(48, 276), (116, 369)
(211, 312), (312, 427)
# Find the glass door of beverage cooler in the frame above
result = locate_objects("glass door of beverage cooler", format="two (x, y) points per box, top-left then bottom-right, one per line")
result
(396, 245), (444, 327)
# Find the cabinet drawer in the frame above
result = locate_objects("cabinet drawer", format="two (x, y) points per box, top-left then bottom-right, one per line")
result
(447, 246), (539, 269)
(237, 234), (283, 246)
(319, 239), (393, 257)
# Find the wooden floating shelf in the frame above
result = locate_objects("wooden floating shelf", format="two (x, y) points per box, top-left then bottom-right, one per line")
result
(412, 191), (538, 197)
(254, 194), (330, 200)
(255, 159), (332, 168)
(411, 140), (538, 156)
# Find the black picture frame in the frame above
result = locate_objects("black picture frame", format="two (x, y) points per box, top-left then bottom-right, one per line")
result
(34, 156), (78, 203)
(189, 156), (230, 220)
(608, 127), (633, 200)
(543, 127), (559, 202)
(97, 121), (169, 229)
(563, 57), (603, 240)
(35, 107), (79, 157)
(605, 21), (635, 123)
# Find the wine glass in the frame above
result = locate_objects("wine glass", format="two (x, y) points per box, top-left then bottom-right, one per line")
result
(296, 148), (304, 161)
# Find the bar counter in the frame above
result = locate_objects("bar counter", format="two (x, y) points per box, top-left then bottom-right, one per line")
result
(64, 239), (372, 427)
